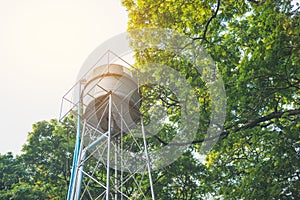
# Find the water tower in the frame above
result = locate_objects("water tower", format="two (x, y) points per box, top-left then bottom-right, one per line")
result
(61, 51), (155, 200)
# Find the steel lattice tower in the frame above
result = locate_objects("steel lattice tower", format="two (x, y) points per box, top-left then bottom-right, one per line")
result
(61, 51), (155, 200)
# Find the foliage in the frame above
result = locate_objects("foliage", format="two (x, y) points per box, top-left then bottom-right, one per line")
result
(0, 153), (48, 199)
(151, 151), (210, 199)
(0, 116), (75, 199)
(122, 0), (300, 199)
(0, 182), (47, 200)
(0, 153), (25, 191)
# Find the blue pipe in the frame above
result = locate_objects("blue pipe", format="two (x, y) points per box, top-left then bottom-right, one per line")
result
(67, 82), (82, 200)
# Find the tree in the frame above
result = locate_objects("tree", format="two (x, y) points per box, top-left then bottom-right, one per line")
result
(122, 0), (300, 199)
(1, 182), (48, 200)
(0, 153), (24, 191)
(21, 116), (76, 199)
(0, 153), (47, 199)
(0, 116), (76, 199)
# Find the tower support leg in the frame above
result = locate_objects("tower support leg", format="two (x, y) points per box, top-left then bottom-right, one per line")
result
(106, 93), (112, 200)
(141, 119), (156, 200)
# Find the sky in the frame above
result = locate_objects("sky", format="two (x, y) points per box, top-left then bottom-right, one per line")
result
(0, 0), (128, 154)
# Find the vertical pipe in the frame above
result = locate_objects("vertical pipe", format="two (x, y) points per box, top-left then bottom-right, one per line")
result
(106, 93), (112, 200)
(114, 139), (118, 200)
(74, 153), (85, 200)
(120, 104), (124, 200)
(141, 119), (156, 200)
(67, 81), (82, 200)
(74, 120), (87, 200)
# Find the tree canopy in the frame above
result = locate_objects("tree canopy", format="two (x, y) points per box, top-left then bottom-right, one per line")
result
(122, 0), (300, 199)
(0, 117), (75, 199)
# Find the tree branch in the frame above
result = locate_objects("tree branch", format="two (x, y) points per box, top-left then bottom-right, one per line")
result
(235, 109), (300, 131)
(192, 0), (221, 42)
(152, 109), (300, 146)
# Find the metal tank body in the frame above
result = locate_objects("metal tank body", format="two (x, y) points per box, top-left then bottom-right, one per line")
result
(81, 64), (140, 135)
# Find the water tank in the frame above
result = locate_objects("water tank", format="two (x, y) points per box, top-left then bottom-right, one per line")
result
(82, 64), (140, 135)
